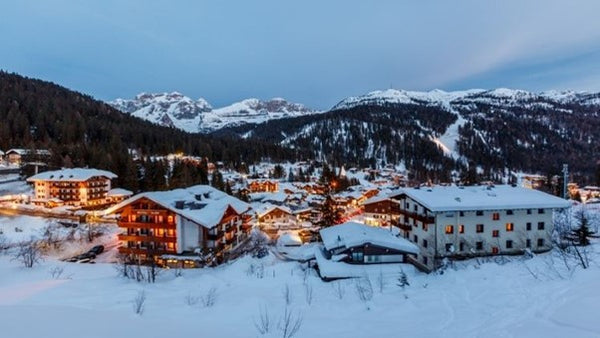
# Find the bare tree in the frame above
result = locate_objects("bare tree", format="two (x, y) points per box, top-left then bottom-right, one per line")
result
(376, 270), (386, 293)
(184, 292), (199, 306)
(282, 283), (292, 305)
(201, 287), (217, 307)
(354, 276), (373, 303)
(12, 239), (42, 268)
(254, 306), (272, 335)
(49, 266), (65, 279)
(278, 306), (303, 338)
(332, 280), (345, 300)
(304, 283), (313, 306)
(132, 290), (146, 315)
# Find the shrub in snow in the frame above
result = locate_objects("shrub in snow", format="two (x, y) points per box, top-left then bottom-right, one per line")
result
(132, 290), (146, 315)
(201, 287), (217, 308)
(332, 281), (345, 300)
(254, 306), (272, 335)
(282, 283), (292, 305)
(304, 283), (313, 306)
(278, 306), (303, 338)
(397, 269), (410, 290)
(354, 276), (373, 303)
(12, 239), (42, 268)
(184, 292), (199, 306)
(49, 266), (65, 279)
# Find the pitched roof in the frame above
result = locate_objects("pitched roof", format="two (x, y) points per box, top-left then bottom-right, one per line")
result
(400, 185), (571, 212)
(105, 185), (251, 229)
(27, 168), (117, 182)
(320, 221), (419, 254)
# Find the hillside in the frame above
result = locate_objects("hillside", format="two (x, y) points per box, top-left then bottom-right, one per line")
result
(0, 71), (302, 188)
(220, 88), (600, 183)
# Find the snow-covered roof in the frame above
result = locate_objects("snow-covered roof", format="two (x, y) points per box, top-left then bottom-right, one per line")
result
(6, 148), (51, 156)
(320, 222), (419, 255)
(107, 188), (133, 197)
(255, 203), (292, 217)
(400, 185), (571, 212)
(27, 168), (117, 182)
(105, 185), (251, 229)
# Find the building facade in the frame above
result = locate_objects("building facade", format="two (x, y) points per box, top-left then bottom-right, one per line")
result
(382, 185), (570, 271)
(107, 185), (252, 267)
(27, 168), (117, 207)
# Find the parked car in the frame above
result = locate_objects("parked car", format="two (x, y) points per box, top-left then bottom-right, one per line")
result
(89, 245), (104, 255)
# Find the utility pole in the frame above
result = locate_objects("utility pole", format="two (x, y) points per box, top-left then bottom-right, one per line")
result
(562, 164), (569, 199)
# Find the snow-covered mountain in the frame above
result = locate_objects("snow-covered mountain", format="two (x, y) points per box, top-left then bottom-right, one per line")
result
(109, 93), (320, 133)
(331, 88), (600, 111)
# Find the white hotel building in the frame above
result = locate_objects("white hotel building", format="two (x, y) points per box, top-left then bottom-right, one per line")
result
(388, 185), (571, 271)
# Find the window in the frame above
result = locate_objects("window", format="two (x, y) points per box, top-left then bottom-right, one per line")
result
(476, 211), (484, 216)
(527, 209), (532, 215)
(492, 247), (499, 254)
(423, 239), (428, 248)
(445, 225), (454, 234)
(526, 222), (532, 231)
(526, 239), (531, 248)
(445, 212), (454, 217)
(445, 243), (453, 252)
(538, 209), (545, 214)
(414, 205), (418, 212)
(459, 225), (464, 234)
(476, 241), (483, 250)
(459, 211), (465, 217)
(351, 251), (364, 262)
(492, 213), (500, 221)
(422, 224), (428, 231)
(492, 230), (499, 237)
(506, 210), (513, 215)
(413, 235), (418, 243)
(459, 243), (465, 251)
(537, 238), (545, 247)
(537, 222), (545, 230)
(476, 224), (484, 233)
(405, 202), (410, 209)
(506, 223), (514, 232)
(423, 256), (428, 265)
(506, 240), (513, 249)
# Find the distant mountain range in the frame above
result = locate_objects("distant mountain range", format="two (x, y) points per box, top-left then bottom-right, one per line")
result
(109, 92), (320, 133)
(216, 88), (600, 181)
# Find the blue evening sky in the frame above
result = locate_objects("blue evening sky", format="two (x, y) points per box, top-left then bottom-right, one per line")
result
(2, 0), (600, 109)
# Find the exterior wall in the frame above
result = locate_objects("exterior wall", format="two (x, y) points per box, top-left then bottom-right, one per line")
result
(363, 199), (401, 226)
(178, 215), (202, 254)
(409, 207), (555, 270)
(117, 198), (178, 259)
(330, 244), (408, 264)
(258, 208), (295, 229)
(30, 175), (112, 207)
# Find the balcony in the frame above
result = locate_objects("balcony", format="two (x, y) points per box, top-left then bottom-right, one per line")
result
(118, 247), (175, 255)
(118, 221), (176, 229)
(118, 234), (177, 243)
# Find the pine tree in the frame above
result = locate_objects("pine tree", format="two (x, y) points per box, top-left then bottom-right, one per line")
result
(567, 208), (599, 246)
(397, 269), (409, 290)
(211, 169), (224, 191)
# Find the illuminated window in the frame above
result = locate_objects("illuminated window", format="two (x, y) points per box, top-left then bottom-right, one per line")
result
(459, 225), (464, 234)
(492, 213), (500, 221)
(168, 215), (174, 223)
(476, 224), (484, 233)
(506, 223), (514, 232)
(445, 225), (454, 234)
(492, 247), (499, 254)
(492, 230), (499, 237)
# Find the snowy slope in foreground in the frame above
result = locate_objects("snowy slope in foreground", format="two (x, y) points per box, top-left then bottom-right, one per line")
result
(109, 93), (320, 133)
(1, 211), (600, 337)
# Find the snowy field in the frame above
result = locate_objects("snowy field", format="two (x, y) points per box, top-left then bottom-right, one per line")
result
(0, 210), (599, 338)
